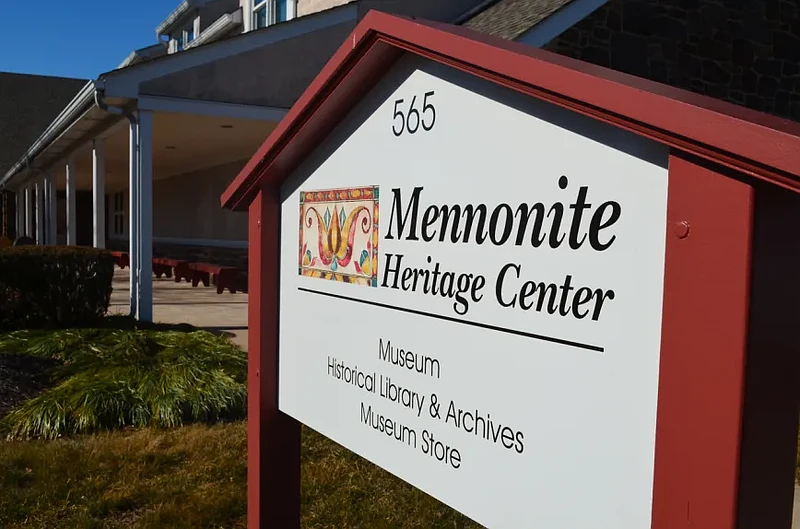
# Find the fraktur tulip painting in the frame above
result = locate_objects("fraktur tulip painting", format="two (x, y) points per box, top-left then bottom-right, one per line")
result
(299, 186), (379, 286)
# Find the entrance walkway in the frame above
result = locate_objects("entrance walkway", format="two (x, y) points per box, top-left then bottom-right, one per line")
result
(108, 268), (248, 350)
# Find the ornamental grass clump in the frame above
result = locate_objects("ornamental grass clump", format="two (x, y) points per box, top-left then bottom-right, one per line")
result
(0, 325), (246, 440)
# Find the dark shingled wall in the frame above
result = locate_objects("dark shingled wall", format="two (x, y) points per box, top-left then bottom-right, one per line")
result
(0, 72), (88, 176)
(0, 72), (86, 240)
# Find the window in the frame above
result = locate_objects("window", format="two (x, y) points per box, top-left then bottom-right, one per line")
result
(111, 192), (125, 237)
(253, 2), (267, 29)
(253, 0), (291, 30)
(173, 23), (195, 52)
(276, 0), (288, 22)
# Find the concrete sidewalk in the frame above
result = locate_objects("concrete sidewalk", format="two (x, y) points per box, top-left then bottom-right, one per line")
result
(109, 268), (249, 350)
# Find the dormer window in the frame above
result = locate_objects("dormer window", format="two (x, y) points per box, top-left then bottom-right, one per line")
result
(173, 23), (196, 52)
(253, 0), (292, 30)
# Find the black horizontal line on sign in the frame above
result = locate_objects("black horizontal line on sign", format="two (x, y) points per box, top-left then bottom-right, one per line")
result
(296, 287), (604, 353)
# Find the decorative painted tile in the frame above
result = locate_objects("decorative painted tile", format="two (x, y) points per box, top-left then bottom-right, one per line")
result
(299, 186), (379, 287)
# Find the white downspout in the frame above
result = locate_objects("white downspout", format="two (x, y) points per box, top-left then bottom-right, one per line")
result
(94, 87), (140, 318)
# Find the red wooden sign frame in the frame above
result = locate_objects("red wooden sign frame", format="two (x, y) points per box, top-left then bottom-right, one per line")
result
(223, 11), (800, 529)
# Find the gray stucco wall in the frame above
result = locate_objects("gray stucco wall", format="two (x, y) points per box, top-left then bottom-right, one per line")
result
(200, 0), (241, 32)
(298, 0), (352, 17)
(140, 21), (357, 107)
(152, 159), (249, 242)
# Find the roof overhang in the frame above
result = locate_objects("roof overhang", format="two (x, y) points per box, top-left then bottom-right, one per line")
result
(221, 9), (800, 211)
(102, 3), (359, 100)
(117, 44), (169, 69)
(0, 3), (359, 191)
(0, 81), (126, 190)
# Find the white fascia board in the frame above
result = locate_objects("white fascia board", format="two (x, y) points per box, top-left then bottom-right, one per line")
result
(138, 95), (288, 121)
(514, 0), (608, 47)
(101, 3), (359, 99)
(117, 44), (168, 69)
(155, 0), (205, 37)
(117, 50), (140, 70)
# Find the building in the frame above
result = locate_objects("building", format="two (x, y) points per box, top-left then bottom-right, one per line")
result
(2, 0), (798, 320)
(0, 72), (88, 242)
(543, 0), (800, 122)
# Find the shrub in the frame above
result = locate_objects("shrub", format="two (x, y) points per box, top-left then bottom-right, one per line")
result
(0, 325), (247, 439)
(0, 246), (115, 330)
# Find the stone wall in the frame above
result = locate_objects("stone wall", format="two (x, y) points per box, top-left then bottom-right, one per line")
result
(545, 0), (800, 121)
(152, 160), (249, 242)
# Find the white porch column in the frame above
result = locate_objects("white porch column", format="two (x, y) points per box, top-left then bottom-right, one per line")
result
(25, 183), (34, 238)
(35, 177), (45, 244)
(137, 110), (154, 322)
(45, 172), (56, 245)
(128, 117), (139, 317)
(66, 156), (76, 245)
(92, 138), (106, 248)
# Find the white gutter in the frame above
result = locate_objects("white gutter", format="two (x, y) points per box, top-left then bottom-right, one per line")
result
(185, 9), (243, 49)
(155, 0), (210, 40)
(155, 0), (191, 38)
(0, 80), (96, 190)
(117, 44), (169, 70)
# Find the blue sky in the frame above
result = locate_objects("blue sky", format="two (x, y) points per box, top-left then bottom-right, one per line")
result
(0, 1), (172, 80)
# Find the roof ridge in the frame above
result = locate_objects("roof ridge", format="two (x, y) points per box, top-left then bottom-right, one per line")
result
(0, 71), (88, 82)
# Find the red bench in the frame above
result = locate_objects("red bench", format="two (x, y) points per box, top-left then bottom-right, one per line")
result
(109, 251), (129, 269)
(187, 262), (242, 294)
(152, 257), (191, 281)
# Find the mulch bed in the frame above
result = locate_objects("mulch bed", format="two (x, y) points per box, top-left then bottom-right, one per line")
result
(0, 354), (58, 420)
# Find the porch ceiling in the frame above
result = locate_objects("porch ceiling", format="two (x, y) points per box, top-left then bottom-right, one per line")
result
(52, 111), (277, 191)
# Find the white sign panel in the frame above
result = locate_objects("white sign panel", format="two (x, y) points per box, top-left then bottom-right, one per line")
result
(279, 55), (668, 529)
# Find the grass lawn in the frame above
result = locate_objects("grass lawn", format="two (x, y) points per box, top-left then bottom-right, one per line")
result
(0, 421), (482, 529)
(0, 319), (481, 528)
(3, 319), (796, 528)
(0, 319), (246, 439)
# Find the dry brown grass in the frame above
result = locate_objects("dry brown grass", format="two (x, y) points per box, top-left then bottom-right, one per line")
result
(0, 421), (482, 529)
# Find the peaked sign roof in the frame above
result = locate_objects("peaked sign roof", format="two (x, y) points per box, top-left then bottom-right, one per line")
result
(221, 10), (800, 211)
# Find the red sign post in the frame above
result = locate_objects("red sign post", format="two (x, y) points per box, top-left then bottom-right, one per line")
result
(223, 11), (800, 529)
